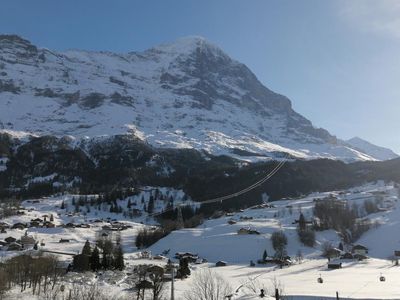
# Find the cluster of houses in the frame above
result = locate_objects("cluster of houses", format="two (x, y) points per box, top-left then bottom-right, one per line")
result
(102, 221), (133, 231)
(328, 244), (369, 269)
(0, 217), (131, 231)
(0, 231), (36, 251)
(174, 252), (207, 264)
(257, 255), (293, 267)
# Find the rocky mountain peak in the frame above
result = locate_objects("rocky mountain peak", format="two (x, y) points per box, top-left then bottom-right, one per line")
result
(0, 35), (393, 162)
(0, 34), (38, 58)
(151, 36), (225, 57)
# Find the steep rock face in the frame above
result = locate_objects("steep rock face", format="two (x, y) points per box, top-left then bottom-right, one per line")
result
(0, 35), (384, 161)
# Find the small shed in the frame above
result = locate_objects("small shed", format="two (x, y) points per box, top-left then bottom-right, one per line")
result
(216, 261), (227, 267)
(328, 262), (342, 269)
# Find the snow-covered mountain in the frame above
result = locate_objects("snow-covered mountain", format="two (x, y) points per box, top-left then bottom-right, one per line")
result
(0, 34), (388, 161)
(346, 137), (398, 161)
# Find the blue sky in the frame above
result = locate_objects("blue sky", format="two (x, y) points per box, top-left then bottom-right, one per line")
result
(1, 0), (399, 152)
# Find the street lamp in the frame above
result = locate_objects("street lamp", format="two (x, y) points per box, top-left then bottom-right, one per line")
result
(166, 259), (178, 300)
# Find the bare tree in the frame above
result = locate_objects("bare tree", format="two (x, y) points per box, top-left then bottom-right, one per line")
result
(271, 277), (285, 299)
(295, 249), (303, 264)
(241, 276), (268, 296)
(184, 269), (232, 300)
(0, 269), (9, 300)
(66, 283), (113, 300)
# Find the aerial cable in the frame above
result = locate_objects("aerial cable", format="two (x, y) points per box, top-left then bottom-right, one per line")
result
(149, 155), (289, 217)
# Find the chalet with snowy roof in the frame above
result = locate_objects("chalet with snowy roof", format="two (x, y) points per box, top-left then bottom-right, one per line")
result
(20, 233), (35, 246)
(0, 222), (11, 229)
(329, 248), (342, 258)
(4, 236), (16, 244)
(175, 252), (198, 260)
(12, 222), (27, 229)
(216, 261), (227, 267)
(352, 244), (368, 256)
(7, 242), (22, 251)
(29, 221), (40, 228)
(102, 225), (111, 231)
(141, 250), (151, 259)
(341, 252), (354, 259)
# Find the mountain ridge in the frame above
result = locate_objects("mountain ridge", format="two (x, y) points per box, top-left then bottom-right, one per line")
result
(346, 137), (398, 161)
(0, 34), (394, 162)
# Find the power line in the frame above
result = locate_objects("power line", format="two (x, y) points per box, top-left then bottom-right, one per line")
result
(149, 155), (289, 217)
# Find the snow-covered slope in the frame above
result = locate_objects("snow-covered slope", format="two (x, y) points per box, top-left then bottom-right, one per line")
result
(150, 181), (399, 262)
(0, 34), (385, 161)
(2, 182), (399, 299)
(346, 137), (398, 161)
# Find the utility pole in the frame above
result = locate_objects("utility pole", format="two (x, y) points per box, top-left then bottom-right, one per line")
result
(167, 260), (175, 300)
(170, 266), (175, 300)
(177, 205), (184, 229)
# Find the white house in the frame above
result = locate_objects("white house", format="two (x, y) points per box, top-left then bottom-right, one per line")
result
(352, 244), (368, 256)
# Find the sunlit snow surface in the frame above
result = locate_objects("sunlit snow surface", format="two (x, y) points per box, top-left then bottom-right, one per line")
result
(1, 181), (400, 299)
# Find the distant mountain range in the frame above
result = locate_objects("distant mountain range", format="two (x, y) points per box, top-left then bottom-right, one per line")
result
(0, 34), (397, 162)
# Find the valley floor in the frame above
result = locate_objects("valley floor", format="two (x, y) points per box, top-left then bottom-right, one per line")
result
(1, 181), (400, 299)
